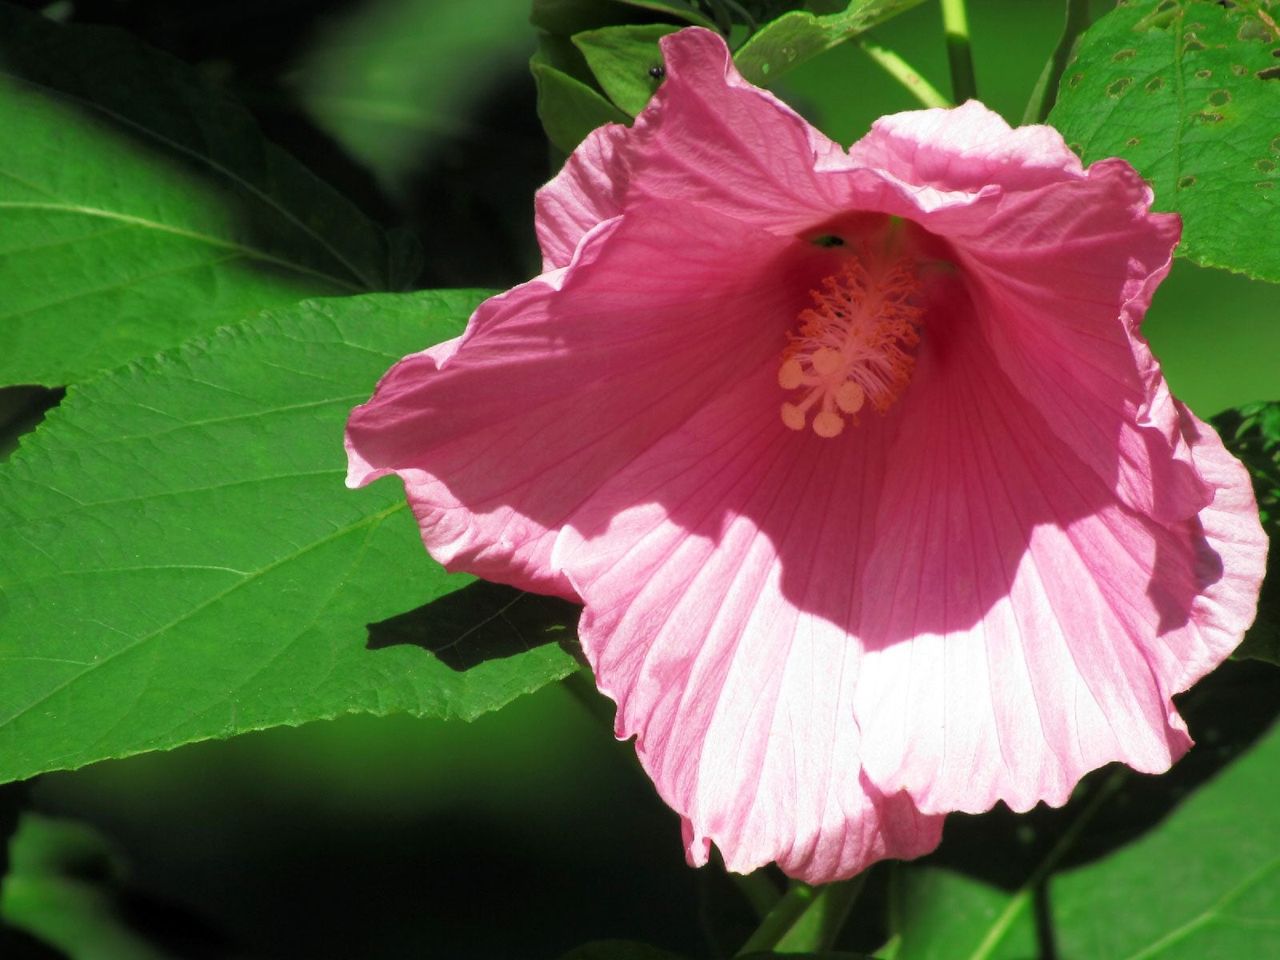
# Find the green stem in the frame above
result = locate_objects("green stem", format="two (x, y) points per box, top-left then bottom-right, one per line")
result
(736, 875), (866, 955)
(1023, 0), (1092, 123)
(967, 768), (1127, 960)
(939, 0), (977, 102)
(737, 882), (817, 955)
(859, 36), (952, 109)
(731, 870), (783, 921)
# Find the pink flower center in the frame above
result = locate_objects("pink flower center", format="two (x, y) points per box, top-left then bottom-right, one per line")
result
(778, 252), (923, 438)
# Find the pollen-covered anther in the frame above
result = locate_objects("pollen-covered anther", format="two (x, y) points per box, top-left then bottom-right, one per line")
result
(778, 253), (923, 437)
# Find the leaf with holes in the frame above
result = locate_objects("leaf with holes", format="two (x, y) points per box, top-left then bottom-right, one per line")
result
(0, 3), (402, 388)
(1048, 0), (1280, 283)
(733, 0), (927, 86)
(0, 290), (582, 785)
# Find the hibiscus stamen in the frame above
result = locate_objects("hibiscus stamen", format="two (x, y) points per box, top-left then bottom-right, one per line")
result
(778, 251), (923, 437)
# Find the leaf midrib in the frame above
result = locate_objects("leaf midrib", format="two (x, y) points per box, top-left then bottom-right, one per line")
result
(0, 500), (406, 735)
(0, 201), (361, 294)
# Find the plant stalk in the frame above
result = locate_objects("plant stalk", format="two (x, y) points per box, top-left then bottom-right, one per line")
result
(1023, 0), (1092, 123)
(860, 36), (952, 109)
(940, 0), (977, 102)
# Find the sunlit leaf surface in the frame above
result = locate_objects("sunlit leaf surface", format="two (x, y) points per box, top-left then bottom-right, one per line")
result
(0, 291), (580, 784)
(1049, 0), (1280, 283)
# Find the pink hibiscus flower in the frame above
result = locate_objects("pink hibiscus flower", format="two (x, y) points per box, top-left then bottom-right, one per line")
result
(345, 28), (1267, 882)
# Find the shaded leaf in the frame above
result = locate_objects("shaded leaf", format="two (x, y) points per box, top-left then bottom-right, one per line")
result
(0, 386), (62, 462)
(574, 23), (680, 115)
(367, 581), (581, 672)
(292, 0), (533, 200)
(0, 290), (580, 784)
(613, 0), (718, 29)
(1052, 718), (1280, 958)
(1048, 0), (1280, 283)
(889, 866), (1037, 960)
(533, 0), (643, 35)
(0, 3), (400, 388)
(1216, 401), (1280, 664)
(1, 815), (176, 960)
(733, 0), (927, 86)
(532, 42), (631, 153)
(892, 715), (1280, 960)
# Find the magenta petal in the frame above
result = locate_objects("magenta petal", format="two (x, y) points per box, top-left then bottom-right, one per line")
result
(346, 200), (802, 597)
(849, 100), (1083, 194)
(533, 28), (851, 270)
(535, 123), (629, 271)
(349, 53), (1268, 881)
(851, 313), (1267, 814)
(557, 376), (943, 880)
(955, 159), (1194, 525)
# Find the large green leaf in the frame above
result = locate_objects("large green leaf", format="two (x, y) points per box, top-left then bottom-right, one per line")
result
(888, 865), (1036, 960)
(0, 3), (399, 388)
(733, 0), (927, 86)
(1052, 719), (1280, 958)
(891, 718), (1280, 959)
(1048, 0), (1280, 283)
(0, 290), (581, 785)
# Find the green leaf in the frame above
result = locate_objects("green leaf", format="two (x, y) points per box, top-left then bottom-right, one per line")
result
(0, 290), (581, 785)
(293, 0), (534, 200)
(532, 0), (715, 35)
(0, 815), (175, 960)
(892, 717), (1280, 960)
(1216, 401), (1280, 665)
(888, 866), (1037, 960)
(1047, 0), (1280, 283)
(532, 0), (635, 36)
(733, 0), (927, 86)
(0, 3), (398, 388)
(574, 24), (681, 115)
(532, 43), (632, 153)
(612, 0), (718, 29)
(1051, 719), (1280, 958)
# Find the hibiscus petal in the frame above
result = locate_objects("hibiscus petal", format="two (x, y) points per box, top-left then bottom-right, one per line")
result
(534, 28), (850, 269)
(1144, 403), (1268, 697)
(851, 297), (1266, 814)
(557, 369), (943, 881)
(346, 200), (810, 597)
(954, 159), (1195, 528)
(535, 122), (629, 271)
(848, 100), (1083, 194)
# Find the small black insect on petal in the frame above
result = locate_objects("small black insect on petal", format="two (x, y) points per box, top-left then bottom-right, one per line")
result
(648, 65), (666, 81)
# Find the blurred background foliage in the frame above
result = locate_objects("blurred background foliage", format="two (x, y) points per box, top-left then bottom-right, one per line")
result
(1, 0), (1277, 957)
